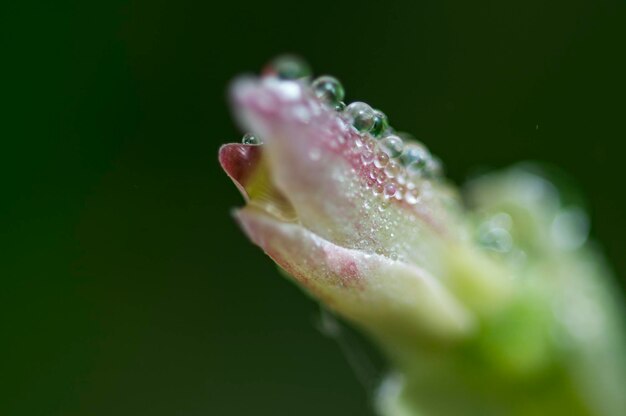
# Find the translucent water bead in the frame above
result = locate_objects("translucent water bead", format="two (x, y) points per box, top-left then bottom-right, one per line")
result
(374, 151), (389, 168)
(265, 55), (312, 80)
(242, 133), (262, 145)
(370, 110), (389, 138)
(384, 160), (401, 178)
(345, 102), (375, 132)
(312, 76), (345, 108)
(401, 142), (430, 176)
(379, 134), (404, 158)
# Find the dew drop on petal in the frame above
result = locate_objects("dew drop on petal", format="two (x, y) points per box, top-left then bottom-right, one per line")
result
(361, 148), (375, 164)
(374, 151), (389, 168)
(368, 165), (378, 180)
(384, 160), (401, 178)
(346, 102), (376, 132)
(242, 133), (262, 145)
(265, 55), (312, 80)
(370, 109), (389, 138)
(401, 142), (430, 168)
(364, 136), (377, 152)
(384, 182), (397, 198)
(406, 161), (426, 178)
(312, 75), (345, 107)
(380, 135), (404, 158)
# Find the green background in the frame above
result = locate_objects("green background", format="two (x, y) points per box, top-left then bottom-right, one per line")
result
(3, 0), (626, 415)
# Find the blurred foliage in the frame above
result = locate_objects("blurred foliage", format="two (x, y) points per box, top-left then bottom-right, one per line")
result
(2, 0), (626, 415)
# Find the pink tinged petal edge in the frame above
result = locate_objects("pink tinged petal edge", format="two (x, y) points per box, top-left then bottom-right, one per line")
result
(218, 143), (262, 201)
(230, 78), (459, 265)
(235, 206), (475, 341)
(232, 77), (400, 208)
(222, 78), (509, 321)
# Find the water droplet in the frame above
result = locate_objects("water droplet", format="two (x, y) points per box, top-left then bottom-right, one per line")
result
(401, 142), (429, 166)
(367, 165), (378, 180)
(406, 161), (426, 178)
(370, 109), (389, 138)
(312, 76), (345, 107)
(376, 169), (387, 183)
(242, 133), (262, 145)
(265, 55), (311, 80)
(384, 161), (401, 178)
(380, 135), (404, 158)
(364, 136), (377, 152)
(374, 151), (389, 168)
(402, 143), (430, 177)
(361, 148), (375, 164)
(345, 102), (375, 132)
(335, 101), (346, 112)
(373, 182), (384, 195)
(378, 200), (390, 211)
(384, 183), (397, 198)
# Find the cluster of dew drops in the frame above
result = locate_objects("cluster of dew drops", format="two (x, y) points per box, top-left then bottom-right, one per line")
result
(241, 55), (444, 207)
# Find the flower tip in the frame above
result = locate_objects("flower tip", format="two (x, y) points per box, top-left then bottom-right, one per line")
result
(218, 143), (262, 202)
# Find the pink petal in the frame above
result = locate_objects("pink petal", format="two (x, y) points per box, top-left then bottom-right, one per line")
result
(230, 77), (462, 266)
(235, 206), (474, 340)
(218, 143), (262, 202)
(222, 77), (512, 321)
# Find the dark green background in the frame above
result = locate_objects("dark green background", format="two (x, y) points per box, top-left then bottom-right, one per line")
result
(3, 0), (625, 415)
